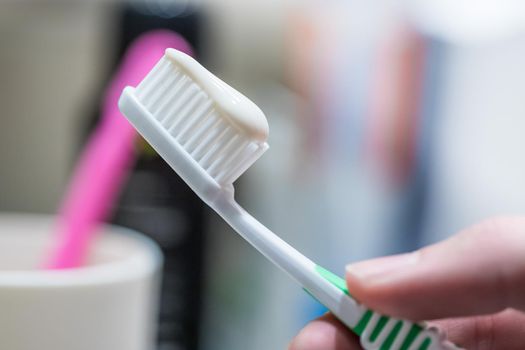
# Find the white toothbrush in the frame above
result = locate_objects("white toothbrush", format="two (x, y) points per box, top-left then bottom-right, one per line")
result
(118, 49), (461, 350)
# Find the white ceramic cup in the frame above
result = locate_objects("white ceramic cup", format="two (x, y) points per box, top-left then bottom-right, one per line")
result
(0, 213), (162, 350)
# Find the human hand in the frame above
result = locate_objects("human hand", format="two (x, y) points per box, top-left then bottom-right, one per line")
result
(289, 217), (525, 349)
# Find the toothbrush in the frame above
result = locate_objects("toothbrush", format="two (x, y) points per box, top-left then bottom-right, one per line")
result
(118, 49), (461, 350)
(46, 31), (193, 269)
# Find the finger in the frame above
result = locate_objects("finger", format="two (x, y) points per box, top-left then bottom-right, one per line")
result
(345, 217), (525, 320)
(289, 313), (361, 350)
(430, 308), (525, 350)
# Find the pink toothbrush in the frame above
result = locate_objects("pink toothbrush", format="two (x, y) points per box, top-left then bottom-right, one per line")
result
(47, 30), (193, 269)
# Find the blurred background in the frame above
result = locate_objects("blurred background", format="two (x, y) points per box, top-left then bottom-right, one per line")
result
(1, 0), (525, 349)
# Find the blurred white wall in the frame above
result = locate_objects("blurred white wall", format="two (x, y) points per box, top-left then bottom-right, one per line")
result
(203, 0), (289, 86)
(0, 3), (115, 213)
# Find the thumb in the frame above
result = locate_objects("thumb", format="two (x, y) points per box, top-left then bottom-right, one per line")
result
(345, 217), (525, 320)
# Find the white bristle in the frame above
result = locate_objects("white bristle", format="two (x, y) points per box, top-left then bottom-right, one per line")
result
(192, 122), (228, 161)
(134, 57), (267, 185)
(177, 101), (214, 144)
(207, 135), (241, 176)
(184, 113), (220, 152)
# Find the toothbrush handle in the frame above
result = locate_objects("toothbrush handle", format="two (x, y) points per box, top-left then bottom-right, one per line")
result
(211, 194), (364, 324)
(211, 194), (460, 350)
(313, 266), (461, 350)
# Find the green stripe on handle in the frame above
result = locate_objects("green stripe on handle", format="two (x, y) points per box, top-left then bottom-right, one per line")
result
(353, 310), (373, 336)
(314, 265), (350, 296)
(380, 320), (403, 350)
(399, 324), (423, 350)
(313, 265), (434, 350)
(370, 316), (389, 342)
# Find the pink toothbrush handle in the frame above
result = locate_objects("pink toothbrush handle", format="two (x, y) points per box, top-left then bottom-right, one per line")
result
(47, 30), (193, 268)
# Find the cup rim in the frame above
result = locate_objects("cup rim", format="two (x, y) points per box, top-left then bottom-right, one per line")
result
(0, 213), (163, 288)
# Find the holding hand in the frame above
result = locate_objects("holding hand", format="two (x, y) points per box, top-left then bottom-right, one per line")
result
(289, 217), (525, 349)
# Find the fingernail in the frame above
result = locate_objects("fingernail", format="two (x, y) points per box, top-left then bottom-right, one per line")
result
(346, 252), (420, 282)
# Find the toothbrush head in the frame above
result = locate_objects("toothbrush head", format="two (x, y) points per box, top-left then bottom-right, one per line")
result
(119, 49), (269, 190)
